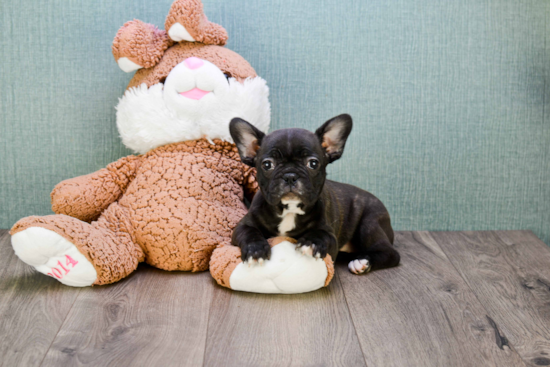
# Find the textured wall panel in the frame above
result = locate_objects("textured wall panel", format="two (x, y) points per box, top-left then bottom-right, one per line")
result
(1, 0), (549, 244)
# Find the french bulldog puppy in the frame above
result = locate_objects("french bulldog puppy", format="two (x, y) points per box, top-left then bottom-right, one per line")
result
(229, 114), (400, 274)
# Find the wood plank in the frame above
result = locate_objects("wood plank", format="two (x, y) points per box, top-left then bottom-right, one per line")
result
(204, 271), (366, 367)
(40, 265), (214, 367)
(338, 231), (525, 367)
(0, 229), (81, 367)
(431, 230), (550, 367)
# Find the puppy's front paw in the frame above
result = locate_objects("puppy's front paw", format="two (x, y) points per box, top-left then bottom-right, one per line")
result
(296, 238), (328, 259)
(241, 240), (271, 265)
(348, 259), (371, 275)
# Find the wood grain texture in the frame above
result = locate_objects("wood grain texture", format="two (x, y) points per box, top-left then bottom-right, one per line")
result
(0, 230), (81, 367)
(40, 266), (214, 367)
(2, 229), (549, 367)
(337, 231), (525, 367)
(431, 231), (550, 367)
(204, 271), (366, 367)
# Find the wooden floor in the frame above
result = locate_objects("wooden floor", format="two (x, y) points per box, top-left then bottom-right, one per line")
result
(1, 230), (550, 367)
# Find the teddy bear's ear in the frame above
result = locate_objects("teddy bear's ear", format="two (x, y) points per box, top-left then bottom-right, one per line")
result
(112, 20), (173, 73)
(165, 0), (228, 46)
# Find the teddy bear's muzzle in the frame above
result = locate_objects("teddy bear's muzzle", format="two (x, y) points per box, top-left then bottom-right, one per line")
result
(179, 88), (210, 100)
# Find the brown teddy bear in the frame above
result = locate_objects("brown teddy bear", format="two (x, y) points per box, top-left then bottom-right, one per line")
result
(10, 0), (270, 287)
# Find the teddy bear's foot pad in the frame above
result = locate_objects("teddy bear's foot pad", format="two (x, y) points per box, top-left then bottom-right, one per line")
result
(12, 227), (97, 287)
(230, 241), (328, 294)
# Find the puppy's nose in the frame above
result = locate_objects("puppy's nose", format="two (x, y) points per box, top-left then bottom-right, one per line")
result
(282, 173), (298, 185)
(184, 57), (204, 70)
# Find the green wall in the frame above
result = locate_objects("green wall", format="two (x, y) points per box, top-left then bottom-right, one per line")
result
(1, 0), (549, 244)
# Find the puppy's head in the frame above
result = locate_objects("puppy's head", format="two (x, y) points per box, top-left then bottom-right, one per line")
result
(230, 114), (352, 207)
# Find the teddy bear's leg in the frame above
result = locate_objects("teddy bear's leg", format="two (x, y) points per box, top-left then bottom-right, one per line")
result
(165, 0), (228, 45)
(209, 237), (335, 293)
(11, 204), (144, 287)
(209, 244), (242, 289)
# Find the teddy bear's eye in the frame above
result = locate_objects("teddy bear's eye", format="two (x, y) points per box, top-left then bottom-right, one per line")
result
(224, 72), (231, 83)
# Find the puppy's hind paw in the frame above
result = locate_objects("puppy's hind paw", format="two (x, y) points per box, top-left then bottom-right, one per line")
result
(348, 259), (371, 275)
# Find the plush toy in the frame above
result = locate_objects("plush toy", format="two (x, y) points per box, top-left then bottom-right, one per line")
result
(210, 237), (335, 294)
(10, 0), (270, 286)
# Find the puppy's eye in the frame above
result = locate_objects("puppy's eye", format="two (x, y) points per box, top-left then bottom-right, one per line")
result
(307, 158), (320, 170)
(262, 159), (274, 171)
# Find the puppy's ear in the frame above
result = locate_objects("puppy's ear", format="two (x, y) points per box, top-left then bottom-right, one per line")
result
(315, 114), (353, 163)
(230, 118), (266, 167)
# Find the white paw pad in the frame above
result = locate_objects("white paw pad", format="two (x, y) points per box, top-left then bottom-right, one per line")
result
(168, 22), (196, 42)
(117, 57), (143, 73)
(11, 227), (97, 287)
(348, 259), (371, 274)
(230, 241), (328, 294)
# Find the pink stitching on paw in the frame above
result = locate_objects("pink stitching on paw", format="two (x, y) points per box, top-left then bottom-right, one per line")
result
(47, 255), (79, 279)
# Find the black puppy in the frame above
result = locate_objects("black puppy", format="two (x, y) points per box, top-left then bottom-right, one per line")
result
(229, 114), (399, 274)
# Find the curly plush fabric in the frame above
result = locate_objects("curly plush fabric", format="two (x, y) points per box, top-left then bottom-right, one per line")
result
(11, 140), (258, 285)
(209, 243), (242, 288)
(112, 20), (173, 69)
(127, 42), (257, 89)
(50, 156), (141, 222)
(165, 0), (228, 45)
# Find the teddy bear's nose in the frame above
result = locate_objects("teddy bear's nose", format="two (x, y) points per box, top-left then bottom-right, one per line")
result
(184, 57), (204, 70)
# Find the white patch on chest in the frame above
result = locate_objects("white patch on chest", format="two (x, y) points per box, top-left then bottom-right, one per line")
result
(278, 196), (305, 235)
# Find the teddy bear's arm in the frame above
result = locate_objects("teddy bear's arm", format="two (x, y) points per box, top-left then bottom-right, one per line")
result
(51, 155), (142, 222)
(242, 167), (259, 202)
